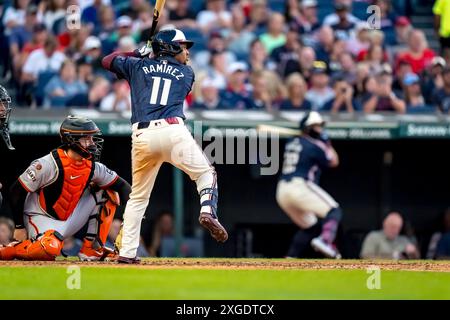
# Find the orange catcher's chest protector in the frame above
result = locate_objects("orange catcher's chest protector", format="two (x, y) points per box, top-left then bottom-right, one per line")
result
(39, 148), (94, 221)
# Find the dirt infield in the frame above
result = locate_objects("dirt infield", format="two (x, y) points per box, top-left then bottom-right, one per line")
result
(1, 258), (450, 272)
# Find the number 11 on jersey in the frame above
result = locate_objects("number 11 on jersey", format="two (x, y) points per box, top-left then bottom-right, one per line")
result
(150, 76), (172, 106)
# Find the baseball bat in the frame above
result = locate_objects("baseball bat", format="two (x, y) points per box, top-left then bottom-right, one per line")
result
(149, 0), (167, 40)
(256, 124), (301, 137)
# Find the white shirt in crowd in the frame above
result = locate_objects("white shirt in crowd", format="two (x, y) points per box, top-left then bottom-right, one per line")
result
(196, 10), (232, 30)
(100, 93), (131, 112)
(22, 49), (66, 79)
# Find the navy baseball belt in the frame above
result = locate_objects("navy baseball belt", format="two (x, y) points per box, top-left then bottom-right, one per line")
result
(137, 117), (181, 129)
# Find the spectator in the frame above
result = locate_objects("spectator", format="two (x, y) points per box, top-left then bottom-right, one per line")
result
(354, 62), (371, 99)
(247, 0), (270, 36)
(402, 72), (431, 113)
(76, 56), (94, 86)
(374, 0), (398, 45)
(355, 74), (377, 106)
(289, 0), (321, 47)
(298, 46), (316, 82)
(168, 0), (198, 30)
(247, 71), (271, 110)
(333, 52), (357, 85)
(431, 66), (450, 113)
(21, 36), (66, 104)
(201, 49), (228, 90)
(328, 39), (347, 74)
(133, 2), (153, 37)
(65, 76), (110, 108)
(191, 77), (222, 110)
(100, 79), (131, 112)
(360, 212), (420, 259)
(2, 0), (30, 35)
(109, 16), (140, 49)
(365, 44), (388, 74)
(315, 25), (335, 65)
(82, 0), (104, 28)
(271, 26), (302, 79)
(95, 5), (116, 43)
(393, 60), (413, 95)
(363, 66), (406, 113)
(323, 0), (359, 27)
(224, 6), (256, 58)
(196, 0), (232, 34)
(388, 16), (412, 56)
(148, 211), (174, 257)
(427, 208), (450, 260)
(43, 59), (88, 108)
(277, 72), (311, 110)
(423, 56), (446, 104)
(247, 38), (275, 72)
(330, 2), (356, 41)
(81, 35), (104, 74)
(220, 61), (251, 109)
(346, 22), (371, 57)
(0, 217), (14, 246)
(42, 0), (66, 32)
(117, 36), (137, 52)
(433, 0), (450, 55)
(193, 30), (236, 72)
(259, 12), (287, 55)
(396, 29), (435, 75)
(305, 61), (335, 110)
(322, 77), (358, 113)
(119, 0), (148, 20)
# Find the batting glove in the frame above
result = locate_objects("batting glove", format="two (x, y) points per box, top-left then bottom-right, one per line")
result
(134, 42), (152, 58)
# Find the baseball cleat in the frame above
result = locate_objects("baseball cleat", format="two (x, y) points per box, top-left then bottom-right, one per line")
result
(199, 212), (228, 243)
(78, 239), (117, 261)
(311, 237), (341, 259)
(117, 256), (141, 264)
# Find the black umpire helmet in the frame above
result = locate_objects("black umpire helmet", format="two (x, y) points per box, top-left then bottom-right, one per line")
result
(0, 85), (14, 150)
(151, 29), (194, 57)
(59, 115), (104, 161)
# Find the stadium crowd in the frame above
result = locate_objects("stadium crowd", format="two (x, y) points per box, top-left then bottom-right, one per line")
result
(0, 0), (449, 114)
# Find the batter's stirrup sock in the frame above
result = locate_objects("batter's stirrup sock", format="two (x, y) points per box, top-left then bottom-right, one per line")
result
(199, 188), (218, 219)
(321, 207), (342, 244)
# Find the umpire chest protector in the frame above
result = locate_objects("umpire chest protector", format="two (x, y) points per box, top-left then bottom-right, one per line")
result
(38, 148), (94, 221)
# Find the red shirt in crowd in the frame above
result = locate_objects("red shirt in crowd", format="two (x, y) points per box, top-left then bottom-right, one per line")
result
(396, 48), (435, 74)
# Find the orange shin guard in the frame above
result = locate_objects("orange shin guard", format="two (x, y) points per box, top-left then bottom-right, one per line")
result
(14, 230), (63, 261)
(97, 191), (118, 245)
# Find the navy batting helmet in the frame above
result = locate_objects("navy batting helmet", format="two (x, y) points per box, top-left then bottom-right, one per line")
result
(60, 115), (104, 161)
(151, 29), (194, 57)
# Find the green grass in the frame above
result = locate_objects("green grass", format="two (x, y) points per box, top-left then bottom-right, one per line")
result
(1, 260), (449, 300)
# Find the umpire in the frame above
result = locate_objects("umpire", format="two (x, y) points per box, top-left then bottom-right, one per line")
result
(0, 85), (14, 209)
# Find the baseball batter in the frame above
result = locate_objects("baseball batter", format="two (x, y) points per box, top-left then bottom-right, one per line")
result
(276, 112), (343, 258)
(0, 116), (131, 261)
(102, 29), (228, 264)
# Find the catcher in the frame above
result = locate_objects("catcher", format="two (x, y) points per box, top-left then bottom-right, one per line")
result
(0, 115), (131, 261)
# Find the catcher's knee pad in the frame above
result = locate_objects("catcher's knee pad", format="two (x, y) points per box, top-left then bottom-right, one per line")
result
(15, 230), (64, 261)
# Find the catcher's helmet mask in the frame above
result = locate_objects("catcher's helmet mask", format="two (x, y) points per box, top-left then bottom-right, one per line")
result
(151, 29), (194, 58)
(299, 111), (325, 139)
(60, 115), (104, 161)
(0, 85), (14, 150)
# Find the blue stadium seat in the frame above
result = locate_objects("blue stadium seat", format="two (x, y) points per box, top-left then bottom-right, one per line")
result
(352, 1), (370, 20)
(35, 71), (57, 107)
(268, 0), (286, 13)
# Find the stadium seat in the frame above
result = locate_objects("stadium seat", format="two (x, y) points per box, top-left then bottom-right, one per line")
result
(34, 71), (57, 107)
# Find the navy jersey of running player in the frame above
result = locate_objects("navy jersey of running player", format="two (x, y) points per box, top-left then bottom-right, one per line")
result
(111, 55), (194, 123)
(280, 136), (333, 184)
